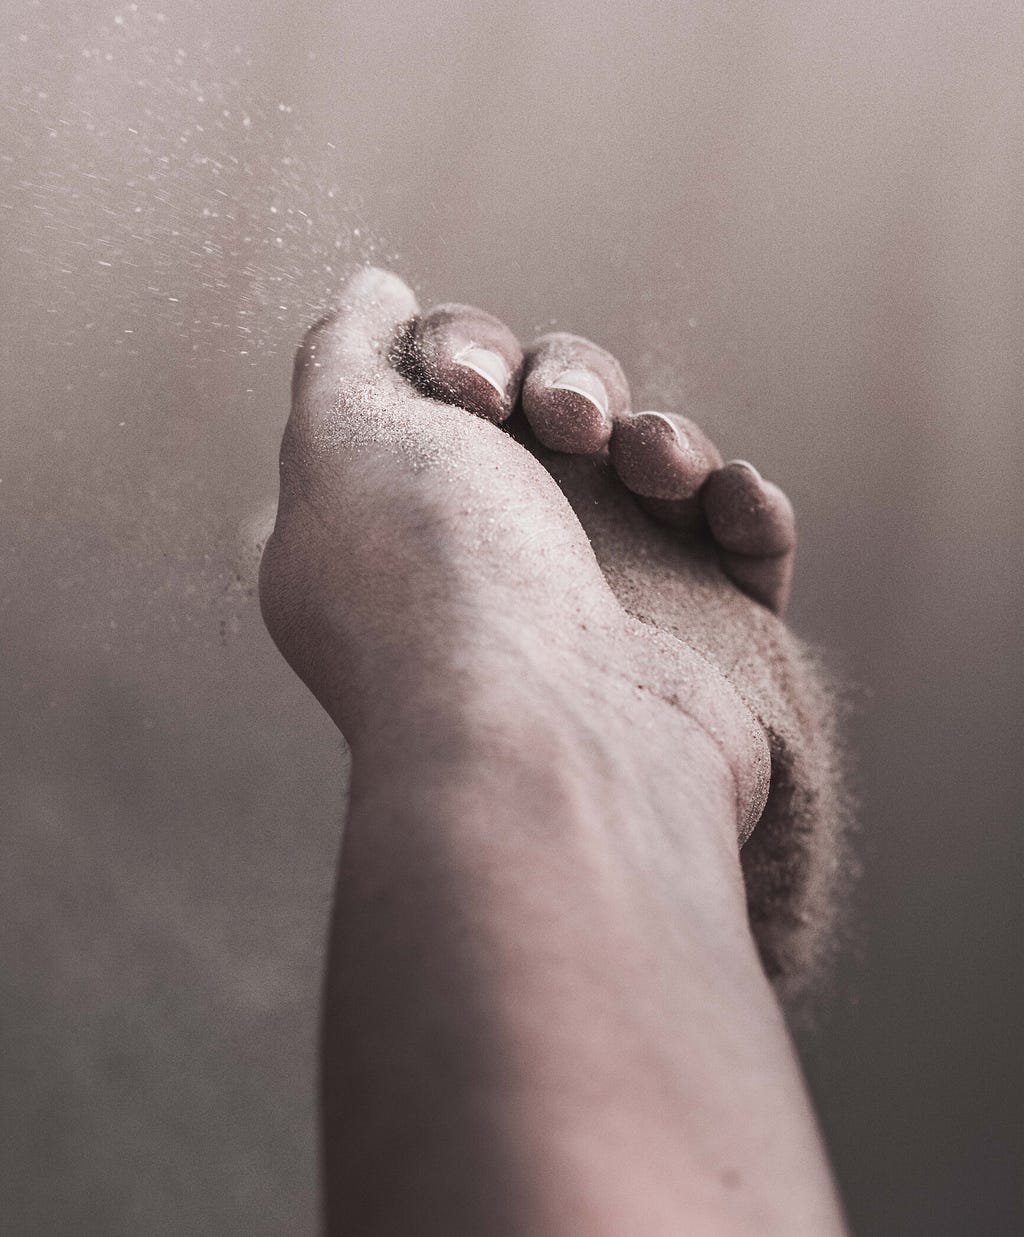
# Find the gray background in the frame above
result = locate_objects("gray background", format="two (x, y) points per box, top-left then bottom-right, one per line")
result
(2, 0), (1020, 1233)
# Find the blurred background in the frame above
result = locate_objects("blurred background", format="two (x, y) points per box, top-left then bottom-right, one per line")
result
(1, 1), (1020, 1233)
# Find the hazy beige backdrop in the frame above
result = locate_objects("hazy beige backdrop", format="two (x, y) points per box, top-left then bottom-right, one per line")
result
(2, 1), (1020, 1233)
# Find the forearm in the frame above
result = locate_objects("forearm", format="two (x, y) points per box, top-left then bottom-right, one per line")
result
(319, 705), (846, 1236)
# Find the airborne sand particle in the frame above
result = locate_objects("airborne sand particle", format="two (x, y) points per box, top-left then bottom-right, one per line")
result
(2, 1), (398, 385)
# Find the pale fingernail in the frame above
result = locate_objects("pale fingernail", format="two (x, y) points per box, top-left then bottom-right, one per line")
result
(635, 410), (683, 443)
(548, 368), (609, 417)
(730, 459), (764, 483)
(453, 345), (510, 395)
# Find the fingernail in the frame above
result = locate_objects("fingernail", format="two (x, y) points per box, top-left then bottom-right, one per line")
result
(548, 368), (609, 417)
(635, 410), (683, 444)
(729, 459), (764, 483)
(453, 345), (510, 396)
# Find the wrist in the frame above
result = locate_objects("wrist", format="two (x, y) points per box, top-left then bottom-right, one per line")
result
(344, 667), (751, 929)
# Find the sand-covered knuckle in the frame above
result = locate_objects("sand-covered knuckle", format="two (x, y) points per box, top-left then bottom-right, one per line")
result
(521, 333), (629, 454)
(527, 332), (629, 394)
(404, 302), (523, 424)
(702, 464), (797, 560)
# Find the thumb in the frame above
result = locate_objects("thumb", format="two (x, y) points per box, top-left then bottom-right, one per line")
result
(290, 266), (420, 419)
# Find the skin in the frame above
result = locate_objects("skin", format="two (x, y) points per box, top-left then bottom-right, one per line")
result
(259, 267), (847, 1235)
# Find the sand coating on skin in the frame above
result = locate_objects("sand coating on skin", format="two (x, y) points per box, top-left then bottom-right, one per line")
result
(536, 452), (850, 1001)
(521, 332), (630, 455)
(266, 268), (851, 1004)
